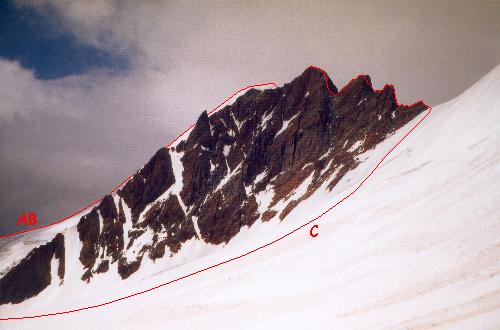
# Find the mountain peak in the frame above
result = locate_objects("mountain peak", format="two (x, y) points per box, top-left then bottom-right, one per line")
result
(0, 67), (428, 306)
(186, 110), (213, 148)
(380, 84), (397, 108)
(340, 74), (374, 95)
(287, 66), (338, 95)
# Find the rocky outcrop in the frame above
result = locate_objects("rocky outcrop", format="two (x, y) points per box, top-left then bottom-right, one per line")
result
(108, 67), (426, 251)
(117, 257), (142, 279)
(76, 147), (195, 281)
(1, 67), (429, 295)
(141, 194), (196, 256)
(77, 195), (126, 281)
(77, 208), (100, 282)
(98, 195), (125, 262)
(119, 147), (175, 224)
(0, 233), (64, 305)
(173, 67), (427, 245)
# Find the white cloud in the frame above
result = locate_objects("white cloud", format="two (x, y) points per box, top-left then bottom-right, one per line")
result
(1, 0), (499, 235)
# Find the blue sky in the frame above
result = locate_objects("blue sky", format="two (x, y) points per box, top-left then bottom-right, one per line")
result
(0, 0), (498, 236)
(0, 0), (129, 79)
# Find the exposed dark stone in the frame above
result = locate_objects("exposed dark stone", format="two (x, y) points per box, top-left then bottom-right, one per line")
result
(118, 257), (142, 279)
(127, 229), (145, 249)
(149, 240), (168, 260)
(96, 260), (109, 274)
(262, 210), (278, 222)
(175, 140), (186, 153)
(118, 147), (175, 223)
(77, 196), (126, 281)
(98, 195), (124, 262)
(8, 67), (429, 292)
(81, 269), (93, 282)
(53, 233), (65, 281)
(142, 195), (183, 231)
(77, 209), (100, 275)
(196, 175), (259, 245)
(0, 233), (65, 305)
(142, 195), (196, 258)
(179, 66), (427, 242)
(180, 140), (211, 207)
(185, 110), (216, 149)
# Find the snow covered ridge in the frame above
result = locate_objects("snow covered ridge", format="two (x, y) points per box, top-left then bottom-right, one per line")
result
(0, 67), (428, 307)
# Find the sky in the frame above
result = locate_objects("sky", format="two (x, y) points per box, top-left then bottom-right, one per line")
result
(0, 0), (499, 236)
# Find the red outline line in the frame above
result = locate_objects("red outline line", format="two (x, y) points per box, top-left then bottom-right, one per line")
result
(0, 82), (277, 240)
(0, 67), (431, 320)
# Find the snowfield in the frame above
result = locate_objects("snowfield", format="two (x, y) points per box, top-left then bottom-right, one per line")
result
(1, 65), (500, 329)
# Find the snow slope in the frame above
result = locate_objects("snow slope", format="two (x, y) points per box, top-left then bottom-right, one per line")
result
(1, 65), (500, 328)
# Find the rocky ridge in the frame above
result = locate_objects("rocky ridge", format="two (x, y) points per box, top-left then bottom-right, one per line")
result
(0, 67), (428, 304)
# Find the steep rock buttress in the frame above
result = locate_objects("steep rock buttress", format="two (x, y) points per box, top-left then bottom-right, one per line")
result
(0, 67), (428, 304)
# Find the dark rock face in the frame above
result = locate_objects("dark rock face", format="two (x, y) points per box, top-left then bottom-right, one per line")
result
(77, 195), (126, 281)
(177, 67), (338, 244)
(196, 176), (259, 245)
(77, 208), (100, 282)
(176, 67), (427, 245)
(0, 233), (65, 305)
(141, 195), (196, 256)
(98, 195), (124, 262)
(117, 257), (142, 279)
(180, 127), (212, 207)
(3, 67), (428, 294)
(119, 147), (175, 224)
(75, 147), (197, 280)
(74, 148), (181, 281)
(96, 260), (109, 274)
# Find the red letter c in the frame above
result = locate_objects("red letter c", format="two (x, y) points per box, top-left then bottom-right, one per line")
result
(310, 224), (318, 237)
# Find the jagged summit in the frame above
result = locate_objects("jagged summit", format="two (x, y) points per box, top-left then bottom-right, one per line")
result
(0, 67), (428, 305)
(341, 74), (374, 94)
(286, 66), (338, 95)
